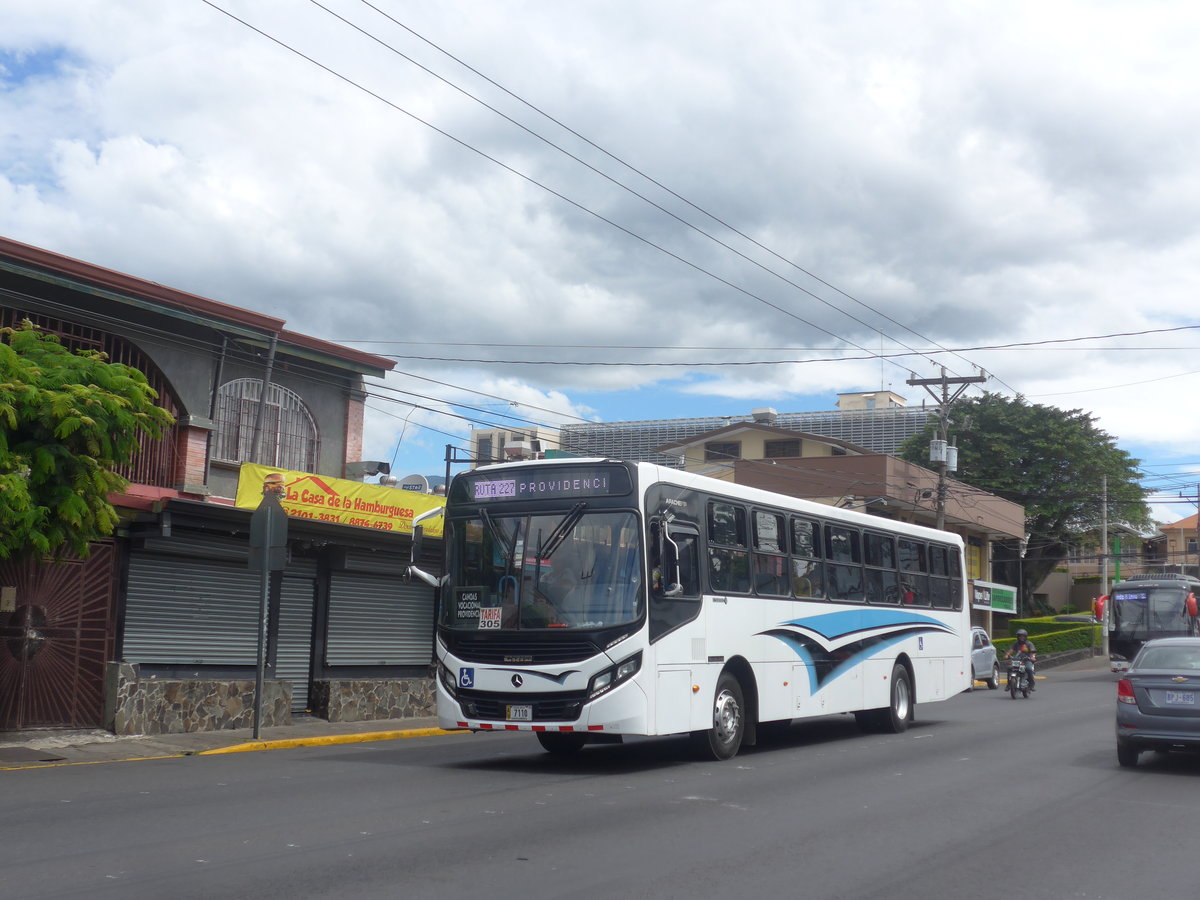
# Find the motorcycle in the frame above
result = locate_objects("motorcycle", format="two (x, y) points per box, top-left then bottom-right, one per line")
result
(1007, 654), (1033, 699)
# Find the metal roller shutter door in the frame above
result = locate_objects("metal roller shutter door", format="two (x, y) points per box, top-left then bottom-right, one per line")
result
(124, 555), (260, 665)
(125, 555), (318, 713)
(278, 575), (316, 711)
(326, 575), (433, 666)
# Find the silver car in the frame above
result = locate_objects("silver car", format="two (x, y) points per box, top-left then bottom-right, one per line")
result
(1116, 637), (1200, 767)
(971, 626), (1000, 690)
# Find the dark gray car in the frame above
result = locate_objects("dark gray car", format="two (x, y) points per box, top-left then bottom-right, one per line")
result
(1116, 637), (1200, 767)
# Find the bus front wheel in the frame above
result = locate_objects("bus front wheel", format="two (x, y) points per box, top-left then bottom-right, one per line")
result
(693, 672), (745, 760)
(536, 731), (587, 756)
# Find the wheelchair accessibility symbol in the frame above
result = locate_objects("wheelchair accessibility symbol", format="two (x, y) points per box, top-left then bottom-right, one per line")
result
(459, 667), (475, 688)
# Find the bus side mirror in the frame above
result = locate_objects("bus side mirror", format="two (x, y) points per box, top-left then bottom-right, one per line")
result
(411, 524), (424, 565)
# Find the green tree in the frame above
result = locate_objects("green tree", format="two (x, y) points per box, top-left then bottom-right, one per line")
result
(898, 392), (1149, 608)
(0, 320), (175, 560)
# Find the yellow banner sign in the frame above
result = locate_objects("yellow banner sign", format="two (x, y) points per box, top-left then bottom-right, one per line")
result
(235, 463), (444, 538)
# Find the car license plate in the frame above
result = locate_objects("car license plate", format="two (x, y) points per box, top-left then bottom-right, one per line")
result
(1164, 690), (1195, 707)
(506, 704), (532, 721)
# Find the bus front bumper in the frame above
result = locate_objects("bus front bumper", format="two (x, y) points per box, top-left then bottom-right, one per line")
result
(436, 679), (649, 736)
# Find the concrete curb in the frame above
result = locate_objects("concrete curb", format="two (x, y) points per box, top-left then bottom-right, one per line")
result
(1, 724), (464, 771)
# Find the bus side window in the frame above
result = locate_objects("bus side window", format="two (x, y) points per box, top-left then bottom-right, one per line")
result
(863, 531), (899, 605)
(651, 521), (700, 599)
(709, 547), (750, 593)
(707, 502), (750, 593)
(898, 539), (930, 606)
(946, 546), (963, 609)
(928, 544), (953, 608)
(791, 517), (824, 599)
(752, 510), (788, 596)
(825, 525), (864, 602)
(673, 530), (700, 596)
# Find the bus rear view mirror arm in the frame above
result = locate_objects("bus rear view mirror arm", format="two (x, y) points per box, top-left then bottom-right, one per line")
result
(659, 510), (685, 596)
(407, 565), (447, 588)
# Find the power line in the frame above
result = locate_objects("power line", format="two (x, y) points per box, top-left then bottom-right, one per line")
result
(332, 323), (1200, 352)
(350, 0), (1020, 393)
(199, 0), (1013, 401)
(300, 0), (967, 384)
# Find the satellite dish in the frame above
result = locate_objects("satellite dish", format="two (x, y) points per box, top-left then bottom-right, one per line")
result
(399, 473), (430, 493)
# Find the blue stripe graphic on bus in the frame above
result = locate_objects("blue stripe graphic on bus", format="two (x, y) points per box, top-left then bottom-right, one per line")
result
(761, 610), (956, 692)
(783, 609), (955, 640)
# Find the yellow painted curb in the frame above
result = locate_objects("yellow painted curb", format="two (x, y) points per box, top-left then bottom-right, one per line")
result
(196, 727), (465, 755)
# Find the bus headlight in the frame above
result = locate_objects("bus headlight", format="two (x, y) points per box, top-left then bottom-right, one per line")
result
(588, 651), (642, 699)
(439, 663), (458, 698)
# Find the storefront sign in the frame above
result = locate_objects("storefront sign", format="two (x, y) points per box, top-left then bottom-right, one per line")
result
(972, 579), (1017, 614)
(235, 463), (444, 537)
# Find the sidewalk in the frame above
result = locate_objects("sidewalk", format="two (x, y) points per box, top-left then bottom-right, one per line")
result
(3, 653), (1115, 771)
(0, 714), (458, 771)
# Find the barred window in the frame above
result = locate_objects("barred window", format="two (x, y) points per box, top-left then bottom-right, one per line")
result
(763, 439), (801, 458)
(213, 379), (319, 470)
(704, 441), (741, 462)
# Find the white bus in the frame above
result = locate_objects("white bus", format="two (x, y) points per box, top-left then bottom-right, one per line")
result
(434, 458), (971, 759)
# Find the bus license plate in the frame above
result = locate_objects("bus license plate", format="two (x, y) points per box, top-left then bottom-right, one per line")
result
(506, 704), (532, 721)
(1164, 690), (1194, 707)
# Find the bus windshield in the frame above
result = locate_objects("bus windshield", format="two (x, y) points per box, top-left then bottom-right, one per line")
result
(1112, 586), (1190, 635)
(444, 510), (643, 631)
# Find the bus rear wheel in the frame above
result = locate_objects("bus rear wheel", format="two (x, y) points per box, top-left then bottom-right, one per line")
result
(855, 665), (912, 734)
(693, 672), (745, 760)
(536, 731), (587, 756)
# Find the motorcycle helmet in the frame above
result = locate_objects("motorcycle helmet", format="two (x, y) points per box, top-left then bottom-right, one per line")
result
(1016, 628), (1028, 638)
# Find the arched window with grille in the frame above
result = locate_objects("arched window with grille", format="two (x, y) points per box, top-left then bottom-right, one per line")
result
(213, 379), (319, 470)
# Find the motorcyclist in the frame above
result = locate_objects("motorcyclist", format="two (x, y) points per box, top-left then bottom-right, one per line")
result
(1005, 628), (1038, 690)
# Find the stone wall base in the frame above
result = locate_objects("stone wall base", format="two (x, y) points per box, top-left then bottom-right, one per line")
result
(310, 678), (436, 723)
(1039, 646), (1104, 670)
(105, 662), (292, 735)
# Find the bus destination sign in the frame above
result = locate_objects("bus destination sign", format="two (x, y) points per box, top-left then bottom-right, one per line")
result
(467, 467), (631, 503)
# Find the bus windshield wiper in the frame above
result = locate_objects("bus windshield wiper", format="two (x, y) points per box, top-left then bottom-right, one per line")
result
(536, 502), (588, 560)
(479, 508), (516, 568)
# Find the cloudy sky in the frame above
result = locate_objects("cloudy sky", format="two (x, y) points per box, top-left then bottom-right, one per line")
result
(3, 0), (1199, 518)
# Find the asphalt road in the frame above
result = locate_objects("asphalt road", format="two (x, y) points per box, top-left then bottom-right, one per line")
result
(3, 664), (1197, 900)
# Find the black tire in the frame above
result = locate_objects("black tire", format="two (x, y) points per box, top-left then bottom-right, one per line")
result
(536, 731), (587, 756)
(986, 662), (1000, 690)
(693, 672), (745, 760)
(856, 665), (913, 733)
(1117, 742), (1140, 768)
(1010, 681), (1018, 699)
(1022, 687), (1029, 698)
(883, 665), (912, 733)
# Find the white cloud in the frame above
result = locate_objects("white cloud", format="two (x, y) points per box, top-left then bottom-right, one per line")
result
(3, 0), (1200, 478)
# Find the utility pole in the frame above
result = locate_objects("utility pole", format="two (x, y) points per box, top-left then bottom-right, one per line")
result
(907, 368), (988, 530)
(1101, 475), (1109, 658)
